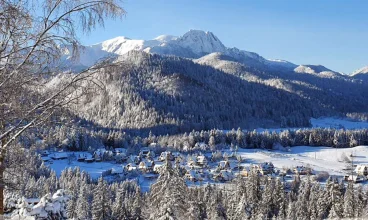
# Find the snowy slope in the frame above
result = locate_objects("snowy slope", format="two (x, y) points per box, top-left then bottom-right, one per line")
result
(351, 66), (368, 80)
(351, 66), (368, 76)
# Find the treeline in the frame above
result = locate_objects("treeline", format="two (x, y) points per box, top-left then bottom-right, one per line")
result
(30, 124), (368, 153)
(7, 152), (368, 220)
(157, 128), (368, 150)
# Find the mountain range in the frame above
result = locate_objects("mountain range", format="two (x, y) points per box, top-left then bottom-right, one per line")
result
(62, 29), (367, 78)
(54, 30), (368, 135)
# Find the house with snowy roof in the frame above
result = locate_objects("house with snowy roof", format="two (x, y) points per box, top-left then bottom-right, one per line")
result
(355, 165), (368, 176)
(124, 163), (137, 172)
(50, 152), (68, 160)
(158, 151), (174, 161)
(85, 154), (94, 163)
(239, 167), (251, 177)
(346, 174), (366, 183)
(253, 162), (274, 175)
(139, 148), (155, 159)
(293, 166), (312, 175)
(77, 153), (87, 162)
(128, 155), (141, 165)
(212, 170), (234, 182)
(138, 159), (155, 172)
(196, 155), (208, 167)
(185, 170), (202, 182)
(218, 160), (231, 170)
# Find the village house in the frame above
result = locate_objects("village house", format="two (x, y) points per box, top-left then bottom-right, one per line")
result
(185, 170), (202, 182)
(253, 162), (274, 175)
(115, 153), (127, 163)
(93, 148), (106, 162)
(158, 151), (174, 161)
(355, 165), (368, 176)
(77, 153), (87, 162)
(50, 152), (68, 160)
(114, 148), (127, 155)
(346, 174), (366, 183)
(218, 160), (231, 170)
(128, 155), (141, 165)
(139, 148), (155, 159)
(138, 159), (155, 172)
(85, 154), (94, 163)
(124, 163), (137, 172)
(212, 170), (234, 182)
(239, 167), (251, 177)
(196, 155), (208, 167)
(293, 166), (312, 175)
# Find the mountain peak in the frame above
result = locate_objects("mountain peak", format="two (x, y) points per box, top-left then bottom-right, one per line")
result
(176, 30), (226, 55)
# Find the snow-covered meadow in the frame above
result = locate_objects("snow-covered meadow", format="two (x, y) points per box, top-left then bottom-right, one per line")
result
(249, 117), (368, 133)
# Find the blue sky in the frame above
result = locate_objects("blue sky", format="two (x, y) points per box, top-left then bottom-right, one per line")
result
(80, 0), (368, 74)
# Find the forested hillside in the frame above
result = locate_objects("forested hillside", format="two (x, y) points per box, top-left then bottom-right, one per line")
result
(51, 50), (368, 135)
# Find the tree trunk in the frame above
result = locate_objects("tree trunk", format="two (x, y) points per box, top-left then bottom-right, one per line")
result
(0, 118), (5, 218)
(0, 160), (3, 219)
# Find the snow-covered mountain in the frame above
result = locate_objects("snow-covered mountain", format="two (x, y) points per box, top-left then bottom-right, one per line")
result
(352, 66), (368, 75)
(61, 29), (368, 80)
(62, 30), (303, 72)
(351, 66), (368, 80)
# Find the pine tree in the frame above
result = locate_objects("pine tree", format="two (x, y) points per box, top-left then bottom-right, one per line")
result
(92, 177), (111, 220)
(287, 201), (296, 220)
(111, 189), (128, 220)
(232, 193), (248, 220)
(327, 181), (343, 219)
(274, 179), (286, 219)
(131, 188), (143, 220)
(188, 200), (201, 220)
(76, 183), (91, 220)
(354, 185), (364, 218)
(149, 157), (189, 219)
(343, 182), (355, 218)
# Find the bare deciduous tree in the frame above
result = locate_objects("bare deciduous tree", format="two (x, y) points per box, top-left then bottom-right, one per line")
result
(0, 0), (125, 215)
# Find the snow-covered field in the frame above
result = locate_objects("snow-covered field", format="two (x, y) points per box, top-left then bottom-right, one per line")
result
(48, 157), (124, 179)
(311, 117), (368, 129)
(250, 117), (368, 133)
(237, 145), (368, 177)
